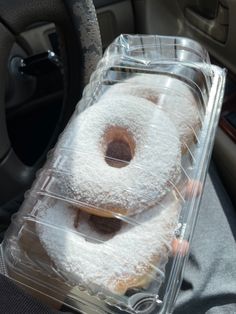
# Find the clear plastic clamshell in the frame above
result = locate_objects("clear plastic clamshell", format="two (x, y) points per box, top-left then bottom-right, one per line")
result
(1, 35), (226, 314)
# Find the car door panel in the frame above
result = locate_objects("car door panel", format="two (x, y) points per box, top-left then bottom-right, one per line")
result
(133, 0), (236, 206)
(96, 0), (135, 49)
(133, 0), (236, 74)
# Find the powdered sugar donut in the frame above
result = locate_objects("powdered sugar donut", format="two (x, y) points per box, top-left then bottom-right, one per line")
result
(36, 195), (180, 295)
(60, 95), (181, 217)
(102, 74), (201, 151)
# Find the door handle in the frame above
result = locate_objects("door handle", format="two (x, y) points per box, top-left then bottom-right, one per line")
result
(185, 2), (229, 43)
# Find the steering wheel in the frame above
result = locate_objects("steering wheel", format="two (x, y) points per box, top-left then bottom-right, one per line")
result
(0, 0), (102, 205)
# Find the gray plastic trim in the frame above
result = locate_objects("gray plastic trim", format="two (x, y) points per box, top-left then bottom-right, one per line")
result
(0, 246), (6, 275)
(213, 127), (236, 206)
(94, 0), (127, 9)
(133, 0), (236, 74)
(97, 0), (135, 49)
(0, 149), (34, 205)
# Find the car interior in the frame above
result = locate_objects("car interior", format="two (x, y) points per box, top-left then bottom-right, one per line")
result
(0, 0), (235, 313)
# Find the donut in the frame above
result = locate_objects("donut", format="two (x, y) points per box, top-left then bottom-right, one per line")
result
(102, 74), (202, 152)
(57, 95), (181, 217)
(5, 200), (71, 310)
(172, 238), (189, 256)
(36, 195), (180, 296)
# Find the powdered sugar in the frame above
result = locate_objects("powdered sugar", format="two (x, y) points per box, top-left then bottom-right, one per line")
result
(57, 95), (181, 216)
(103, 74), (201, 149)
(36, 196), (180, 294)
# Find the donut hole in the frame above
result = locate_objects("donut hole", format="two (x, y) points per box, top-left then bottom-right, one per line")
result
(146, 94), (159, 104)
(89, 215), (122, 234)
(104, 127), (135, 168)
(74, 211), (123, 242)
(106, 140), (132, 167)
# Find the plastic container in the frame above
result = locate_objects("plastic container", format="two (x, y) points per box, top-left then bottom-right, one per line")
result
(0, 35), (226, 314)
